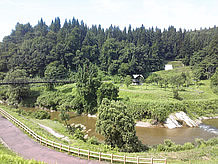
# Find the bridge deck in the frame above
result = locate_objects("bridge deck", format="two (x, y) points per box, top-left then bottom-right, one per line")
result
(0, 81), (74, 85)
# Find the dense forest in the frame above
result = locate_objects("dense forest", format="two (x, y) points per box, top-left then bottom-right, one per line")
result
(0, 17), (217, 80)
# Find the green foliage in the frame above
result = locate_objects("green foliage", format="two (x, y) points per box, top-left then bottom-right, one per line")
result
(156, 139), (195, 152)
(112, 75), (123, 84)
(35, 91), (61, 110)
(3, 69), (30, 105)
(97, 82), (119, 104)
(75, 64), (101, 114)
(126, 99), (218, 122)
(87, 136), (100, 145)
(44, 61), (67, 80)
(190, 35), (218, 80)
(15, 108), (32, 116)
(172, 88), (181, 100)
(0, 86), (8, 100)
(124, 75), (132, 87)
(211, 70), (218, 94)
(0, 72), (6, 81)
(0, 17), (217, 80)
(32, 110), (50, 119)
(96, 99), (146, 152)
(70, 95), (84, 114)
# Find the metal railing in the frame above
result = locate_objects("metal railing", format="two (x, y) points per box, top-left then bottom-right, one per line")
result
(0, 108), (167, 164)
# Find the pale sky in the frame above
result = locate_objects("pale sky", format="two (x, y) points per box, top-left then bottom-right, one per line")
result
(0, 0), (218, 41)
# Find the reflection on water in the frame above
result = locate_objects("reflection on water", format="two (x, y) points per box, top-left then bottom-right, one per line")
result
(136, 126), (217, 145)
(22, 107), (218, 145)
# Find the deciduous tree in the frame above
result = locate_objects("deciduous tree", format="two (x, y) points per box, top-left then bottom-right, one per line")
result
(96, 99), (146, 152)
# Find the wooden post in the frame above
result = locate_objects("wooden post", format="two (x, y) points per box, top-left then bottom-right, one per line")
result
(68, 145), (70, 153)
(165, 158), (167, 164)
(53, 142), (55, 149)
(78, 148), (80, 156)
(124, 155), (126, 164)
(60, 144), (62, 152)
(151, 157), (153, 164)
(111, 154), (113, 163)
(99, 152), (101, 162)
(46, 138), (47, 146)
(40, 137), (42, 145)
(88, 150), (90, 160)
(137, 156), (139, 164)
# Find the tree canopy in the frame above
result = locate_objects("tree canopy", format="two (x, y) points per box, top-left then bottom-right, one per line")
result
(0, 17), (217, 79)
(96, 99), (146, 152)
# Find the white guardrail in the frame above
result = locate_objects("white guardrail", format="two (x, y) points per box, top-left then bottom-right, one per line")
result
(0, 108), (167, 164)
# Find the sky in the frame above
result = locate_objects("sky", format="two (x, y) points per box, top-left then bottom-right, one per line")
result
(0, 0), (218, 41)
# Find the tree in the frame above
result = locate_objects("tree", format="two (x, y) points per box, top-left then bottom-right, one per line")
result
(124, 75), (132, 88)
(4, 69), (30, 105)
(59, 109), (71, 133)
(211, 70), (218, 94)
(44, 61), (67, 80)
(96, 99), (146, 152)
(75, 64), (101, 114)
(97, 82), (119, 104)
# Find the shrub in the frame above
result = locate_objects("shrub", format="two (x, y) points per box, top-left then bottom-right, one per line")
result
(182, 142), (194, 150)
(205, 137), (218, 146)
(87, 136), (100, 145)
(73, 129), (85, 141)
(32, 110), (50, 119)
(210, 70), (218, 94)
(125, 99), (218, 122)
(195, 138), (206, 148)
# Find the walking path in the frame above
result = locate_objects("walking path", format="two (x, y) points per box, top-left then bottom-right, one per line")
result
(0, 114), (102, 164)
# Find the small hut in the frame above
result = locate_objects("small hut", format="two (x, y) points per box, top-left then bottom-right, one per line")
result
(132, 74), (144, 85)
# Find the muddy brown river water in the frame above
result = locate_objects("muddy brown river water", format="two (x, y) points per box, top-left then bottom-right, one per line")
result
(51, 112), (218, 145)
(22, 107), (218, 145)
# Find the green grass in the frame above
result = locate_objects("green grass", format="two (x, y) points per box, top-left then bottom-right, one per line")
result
(119, 79), (218, 103)
(0, 143), (43, 164)
(166, 61), (184, 69)
(156, 66), (191, 77)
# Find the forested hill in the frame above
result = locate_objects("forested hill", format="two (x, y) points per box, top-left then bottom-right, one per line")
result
(0, 17), (217, 79)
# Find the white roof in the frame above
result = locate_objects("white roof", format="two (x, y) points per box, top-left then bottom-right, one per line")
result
(133, 74), (143, 78)
(165, 64), (173, 70)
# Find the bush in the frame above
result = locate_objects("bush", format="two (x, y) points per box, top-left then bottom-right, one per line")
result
(0, 86), (8, 100)
(126, 99), (218, 122)
(156, 139), (195, 152)
(32, 110), (50, 119)
(205, 137), (218, 146)
(97, 82), (119, 104)
(14, 109), (32, 116)
(182, 142), (194, 150)
(73, 129), (85, 141)
(211, 70), (218, 94)
(87, 136), (100, 145)
(195, 138), (206, 148)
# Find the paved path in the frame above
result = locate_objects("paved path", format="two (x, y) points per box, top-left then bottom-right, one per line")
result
(0, 114), (103, 164)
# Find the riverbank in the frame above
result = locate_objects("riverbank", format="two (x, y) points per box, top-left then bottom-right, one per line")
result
(135, 112), (218, 129)
(1, 105), (218, 164)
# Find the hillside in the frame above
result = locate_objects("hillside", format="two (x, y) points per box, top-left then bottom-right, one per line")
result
(0, 17), (217, 81)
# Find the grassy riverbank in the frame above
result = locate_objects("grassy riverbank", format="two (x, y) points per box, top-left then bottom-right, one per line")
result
(1, 104), (218, 163)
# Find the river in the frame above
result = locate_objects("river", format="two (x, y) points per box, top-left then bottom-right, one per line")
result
(22, 107), (218, 145)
